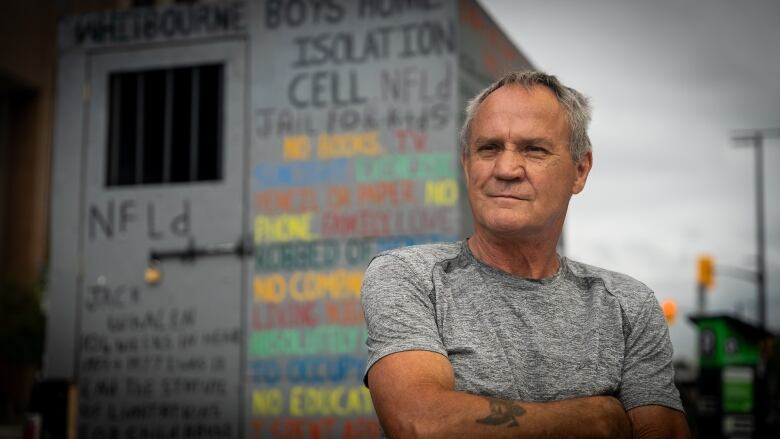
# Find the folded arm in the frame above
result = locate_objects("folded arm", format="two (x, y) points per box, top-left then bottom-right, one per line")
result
(628, 405), (690, 439)
(367, 350), (632, 439)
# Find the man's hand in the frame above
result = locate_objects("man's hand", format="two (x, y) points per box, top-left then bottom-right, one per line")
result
(367, 350), (632, 439)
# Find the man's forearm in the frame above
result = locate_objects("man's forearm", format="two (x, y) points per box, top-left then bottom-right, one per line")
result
(374, 388), (631, 439)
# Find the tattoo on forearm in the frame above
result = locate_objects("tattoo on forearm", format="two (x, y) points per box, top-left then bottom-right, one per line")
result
(476, 396), (526, 427)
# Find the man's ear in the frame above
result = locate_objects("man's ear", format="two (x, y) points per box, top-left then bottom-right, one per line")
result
(572, 150), (592, 194)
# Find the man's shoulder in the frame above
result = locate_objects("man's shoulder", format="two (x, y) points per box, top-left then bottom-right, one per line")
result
(370, 241), (464, 273)
(564, 257), (655, 304)
(362, 241), (464, 300)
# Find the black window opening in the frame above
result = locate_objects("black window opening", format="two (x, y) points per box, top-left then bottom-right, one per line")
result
(106, 64), (223, 187)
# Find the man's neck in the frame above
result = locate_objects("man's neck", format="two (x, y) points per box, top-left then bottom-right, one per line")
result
(467, 230), (560, 279)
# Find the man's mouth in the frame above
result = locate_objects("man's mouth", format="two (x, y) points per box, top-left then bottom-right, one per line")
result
(488, 194), (530, 201)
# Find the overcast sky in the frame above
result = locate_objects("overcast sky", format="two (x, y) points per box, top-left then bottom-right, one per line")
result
(480, 0), (780, 365)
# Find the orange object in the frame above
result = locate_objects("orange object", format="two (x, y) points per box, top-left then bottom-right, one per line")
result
(661, 299), (677, 325)
(697, 255), (715, 289)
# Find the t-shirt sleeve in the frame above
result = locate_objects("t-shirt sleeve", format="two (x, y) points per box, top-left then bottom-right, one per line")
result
(360, 253), (447, 387)
(618, 291), (684, 412)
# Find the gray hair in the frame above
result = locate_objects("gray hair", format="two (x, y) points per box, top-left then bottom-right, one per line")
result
(459, 71), (592, 162)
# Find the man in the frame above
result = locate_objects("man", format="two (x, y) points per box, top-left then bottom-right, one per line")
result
(361, 71), (690, 438)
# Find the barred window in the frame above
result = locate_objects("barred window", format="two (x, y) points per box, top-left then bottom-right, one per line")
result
(106, 64), (223, 186)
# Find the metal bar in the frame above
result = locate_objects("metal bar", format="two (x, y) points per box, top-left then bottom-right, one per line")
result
(189, 67), (200, 181)
(109, 75), (121, 186)
(216, 65), (224, 178)
(715, 264), (759, 283)
(163, 70), (173, 183)
(149, 239), (253, 261)
(755, 134), (766, 329)
(697, 282), (706, 315)
(135, 73), (145, 185)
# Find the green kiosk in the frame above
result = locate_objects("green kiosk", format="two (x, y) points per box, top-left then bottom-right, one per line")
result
(688, 314), (771, 439)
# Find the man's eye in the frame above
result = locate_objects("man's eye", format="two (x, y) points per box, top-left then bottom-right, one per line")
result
(477, 144), (499, 153)
(526, 145), (547, 154)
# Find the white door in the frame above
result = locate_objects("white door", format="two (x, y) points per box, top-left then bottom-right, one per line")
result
(76, 41), (247, 439)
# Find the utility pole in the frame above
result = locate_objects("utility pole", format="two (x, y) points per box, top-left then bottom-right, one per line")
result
(731, 127), (780, 330)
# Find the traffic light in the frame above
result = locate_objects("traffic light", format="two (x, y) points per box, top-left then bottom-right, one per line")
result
(661, 299), (677, 325)
(697, 255), (715, 289)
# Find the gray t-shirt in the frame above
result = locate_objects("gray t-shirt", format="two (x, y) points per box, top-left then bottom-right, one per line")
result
(361, 241), (683, 412)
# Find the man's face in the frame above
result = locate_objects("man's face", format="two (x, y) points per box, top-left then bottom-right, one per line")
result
(463, 84), (592, 240)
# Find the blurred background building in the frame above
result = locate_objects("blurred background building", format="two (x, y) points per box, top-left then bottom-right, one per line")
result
(3, 0), (531, 438)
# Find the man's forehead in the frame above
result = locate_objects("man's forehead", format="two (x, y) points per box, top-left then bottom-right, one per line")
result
(470, 85), (568, 135)
(477, 84), (562, 115)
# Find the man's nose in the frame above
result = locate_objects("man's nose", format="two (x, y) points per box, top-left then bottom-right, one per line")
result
(493, 149), (526, 180)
